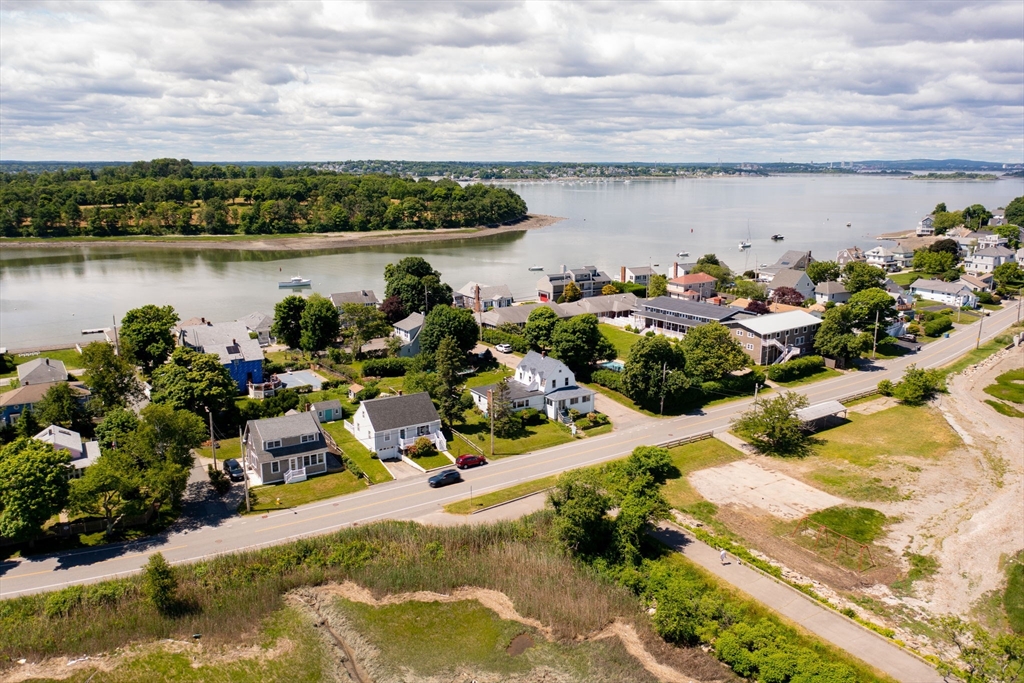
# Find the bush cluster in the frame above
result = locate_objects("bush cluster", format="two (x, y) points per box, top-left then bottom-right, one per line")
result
(361, 357), (411, 377)
(591, 368), (624, 392)
(763, 356), (825, 383)
(481, 328), (531, 353)
(923, 315), (953, 337)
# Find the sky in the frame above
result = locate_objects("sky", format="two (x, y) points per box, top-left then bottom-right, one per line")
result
(1, 1), (1022, 163)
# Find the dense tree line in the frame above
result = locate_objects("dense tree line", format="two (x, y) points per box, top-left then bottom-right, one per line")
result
(0, 158), (528, 237)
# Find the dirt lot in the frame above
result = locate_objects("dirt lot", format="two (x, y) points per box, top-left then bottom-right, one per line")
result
(689, 461), (843, 520)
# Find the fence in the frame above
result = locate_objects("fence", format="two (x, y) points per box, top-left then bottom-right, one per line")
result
(656, 431), (715, 449)
(839, 388), (879, 404)
(790, 517), (878, 572)
(450, 429), (484, 454)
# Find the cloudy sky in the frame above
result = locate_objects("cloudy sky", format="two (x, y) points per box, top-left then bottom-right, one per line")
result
(1, 1), (1022, 162)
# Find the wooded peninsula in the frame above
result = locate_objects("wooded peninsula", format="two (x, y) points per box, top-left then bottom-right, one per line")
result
(0, 158), (529, 238)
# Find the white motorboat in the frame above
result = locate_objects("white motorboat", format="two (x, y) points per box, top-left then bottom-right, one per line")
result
(676, 250), (689, 257)
(738, 240), (751, 250)
(528, 265), (544, 271)
(279, 275), (312, 288)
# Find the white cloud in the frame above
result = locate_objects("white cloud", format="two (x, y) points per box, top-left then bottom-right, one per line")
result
(0, 0), (1021, 161)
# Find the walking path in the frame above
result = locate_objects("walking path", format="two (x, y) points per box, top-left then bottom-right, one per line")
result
(650, 523), (943, 683)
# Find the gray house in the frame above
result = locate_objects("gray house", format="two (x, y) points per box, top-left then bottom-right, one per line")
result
(392, 312), (424, 357)
(814, 281), (850, 305)
(237, 312), (274, 347)
(243, 412), (329, 485)
(18, 358), (69, 386)
(330, 290), (380, 308)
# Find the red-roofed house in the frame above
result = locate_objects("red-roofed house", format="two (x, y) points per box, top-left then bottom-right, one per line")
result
(668, 272), (717, 300)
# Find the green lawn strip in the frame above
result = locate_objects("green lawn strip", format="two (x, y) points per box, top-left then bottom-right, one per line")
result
(983, 367), (1024, 404)
(775, 367), (843, 387)
(581, 423), (614, 437)
(465, 364), (514, 389)
(1, 347), (83, 379)
(321, 421), (392, 484)
(444, 475), (558, 514)
(864, 342), (911, 360)
(584, 382), (660, 417)
(598, 323), (641, 360)
(807, 466), (901, 502)
(661, 438), (746, 510)
(813, 405), (959, 466)
(938, 337), (1010, 377)
(888, 271), (923, 286)
(1004, 550), (1024, 634)
(197, 438), (242, 464)
(805, 506), (889, 544)
(451, 410), (573, 457)
(986, 400), (1024, 418)
(407, 452), (453, 471)
(248, 471), (366, 513)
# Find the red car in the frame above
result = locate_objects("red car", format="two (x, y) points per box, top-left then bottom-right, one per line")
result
(456, 454), (487, 469)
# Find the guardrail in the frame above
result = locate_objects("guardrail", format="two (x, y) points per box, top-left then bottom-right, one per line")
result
(656, 431), (715, 449)
(839, 388), (879, 404)
(450, 429), (484, 454)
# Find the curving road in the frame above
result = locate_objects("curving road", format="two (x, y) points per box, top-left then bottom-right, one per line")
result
(1, 303), (1019, 600)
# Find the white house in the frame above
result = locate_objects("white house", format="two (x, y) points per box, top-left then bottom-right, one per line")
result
(470, 351), (596, 423)
(767, 268), (815, 301)
(345, 392), (444, 461)
(453, 282), (514, 311)
(965, 246), (1015, 275)
(909, 279), (978, 308)
(392, 312), (424, 357)
(33, 425), (100, 479)
(836, 247), (865, 266)
(958, 274), (993, 293)
(865, 246), (911, 272)
(814, 281), (850, 305)
(620, 266), (656, 285)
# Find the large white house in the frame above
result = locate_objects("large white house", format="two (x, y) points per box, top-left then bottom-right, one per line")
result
(909, 279), (978, 308)
(964, 245), (1015, 275)
(345, 392), (444, 461)
(471, 352), (596, 422)
(453, 282), (514, 311)
(865, 245), (913, 272)
(34, 425), (101, 479)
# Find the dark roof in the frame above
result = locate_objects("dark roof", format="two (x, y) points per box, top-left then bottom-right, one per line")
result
(814, 281), (847, 295)
(393, 312), (424, 332)
(310, 399), (342, 412)
(330, 290), (379, 306)
(361, 392), (440, 431)
(249, 412), (322, 442)
(637, 296), (740, 322)
(0, 381), (90, 408)
(769, 269), (811, 290)
(469, 382), (544, 401)
(18, 357), (69, 385)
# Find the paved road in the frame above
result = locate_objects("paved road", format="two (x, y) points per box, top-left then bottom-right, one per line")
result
(1, 304), (1018, 600)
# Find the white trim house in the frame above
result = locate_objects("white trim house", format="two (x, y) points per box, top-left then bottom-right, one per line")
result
(470, 351), (595, 422)
(345, 392), (444, 461)
(909, 279), (978, 309)
(243, 412), (329, 485)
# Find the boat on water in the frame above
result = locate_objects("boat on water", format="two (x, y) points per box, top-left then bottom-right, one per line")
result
(279, 275), (311, 288)
(846, 222), (852, 227)
(676, 250), (689, 257)
(738, 240), (751, 250)
(528, 265), (544, 271)
(771, 234), (784, 241)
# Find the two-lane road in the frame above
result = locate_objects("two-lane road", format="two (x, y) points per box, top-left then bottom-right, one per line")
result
(1, 304), (1019, 598)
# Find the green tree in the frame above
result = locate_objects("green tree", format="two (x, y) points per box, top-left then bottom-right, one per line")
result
(142, 552), (178, 615)
(878, 364), (944, 406)
(150, 347), (237, 415)
(847, 287), (897, 338)
(621, 335), (689, 412)
(139, 403), (206, 468)
(733, 392), (811, 456)
(929, 238), (961, 257)
(934, 202), (948, 214)
(434, 337), (466, 428)
(601, 283), (618, 296)
(691, 261), (730, 282)
(614, 472), (669, 566)
(120, 304), (179, 375)
(550, 314), (616, 375)
(913, 249), (956, 275)
(560, 280), (583, 303)
(696, 254), (720, 266)
(992, 223), (1021, 250)
(272, 295), (307, 349)
(647, 273), (668, 298)
(842, 262), (886, 294)
(524, 306), (560, 351)
(35, 382), (88, 431)
(489, 377), (521, 439)
(933, 210), (965, 234)
(80, 341), (142, 412)
(95, 408), (139, 450)
(733, 279), (767, 300)
(814, 305), (868, 363)
(0, 439), (71, 541)
(936, 615), (1024, 683)
(549, 469), (611, 557)
(383, 257), (452, 314)
(962, 203), (993, 230)
(299, 293), (341, 355)
(992, 262), (1024, 290)
(1004, 196), (1024, 228)
(340, 303), (391, 359)
(678, 322), (747, 384)
(14, 407), (40, 439)
(69, 451), (144, 535)
(420, 304), (479, 356)
(805, 260), (841, 285)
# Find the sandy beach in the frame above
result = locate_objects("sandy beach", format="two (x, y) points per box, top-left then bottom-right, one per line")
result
(0, 214), (565, 252)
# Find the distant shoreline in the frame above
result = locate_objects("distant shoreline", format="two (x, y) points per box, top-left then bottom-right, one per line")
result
(0, 214), (565, 252)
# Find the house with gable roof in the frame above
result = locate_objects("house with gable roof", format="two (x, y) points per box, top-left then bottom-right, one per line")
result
(965, 245), (1015, 275)
(453, 282), (514, 311)
(34, 425), (101, 479)
(909, 279), (978, 308)
(237, 312), (274, 347)
(392, 312), (424, 357)
(537, 265), (613, 302)
(767, 269), (815, 300)
(18, 358), (69, 386)
(179, 320), (265, 394)
(243, 411), (329, 485)
(470, 351), (596, 423)
(329, 290), (380, 308)
(345, 392), (444, 461)
(668, 272), (717, 300)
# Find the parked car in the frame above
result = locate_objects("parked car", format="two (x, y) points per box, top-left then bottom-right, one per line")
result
(222, 458), (244, 482)
(495, 343), (513, 353)
(428, 469), (462, 488)
(456, 454), (487, 469)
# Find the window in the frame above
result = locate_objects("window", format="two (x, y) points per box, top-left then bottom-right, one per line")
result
(564, 377), (569, 386)
(400, 428), (406, 439)
(418, 425), (430, 436)
(551, 379), (556, 388)
(304, 455), (311, 467)
(746, 343), (754, 350)
(736, 330), (743, 336)
(384, 432), (391, 442)
(271, 461), (280, 473)
(300, 434), (316, 443)
(581, 395), (589, 403)
(796, 336), (804, 345)
(748, 332), (754, 338)
(570, 397), (579, 405)
(265, 440), (281, 450)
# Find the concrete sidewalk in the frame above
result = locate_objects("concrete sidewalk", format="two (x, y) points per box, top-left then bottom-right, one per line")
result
(650, 523), (943, 683)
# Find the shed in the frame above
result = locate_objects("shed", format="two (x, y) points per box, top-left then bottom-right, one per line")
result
(796, 400), (848, 431)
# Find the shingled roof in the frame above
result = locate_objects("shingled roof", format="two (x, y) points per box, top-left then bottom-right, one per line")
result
(360, 392), (440, 431)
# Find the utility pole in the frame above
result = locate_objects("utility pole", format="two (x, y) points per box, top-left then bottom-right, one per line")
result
(240, 427), (250, 513)
(111, 314), (120, 356)
(871, 309), (880, 359)
(206, 407), (217, 468)
(659, 361), (667, 415)
(487, 389), (495, 457)
(753, 382), (760, 402)
(976, 312), (984, 350)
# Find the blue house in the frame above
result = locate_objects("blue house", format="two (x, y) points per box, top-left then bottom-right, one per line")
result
(179, 321), (264, 394)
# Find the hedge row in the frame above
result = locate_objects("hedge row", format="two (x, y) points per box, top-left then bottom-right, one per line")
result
(361, 357), (411, 377)
(591, 369), (624, 392)
(923, 315), (953, 337)
(764, 355), (825, 383)
(481, 328), (531, 354)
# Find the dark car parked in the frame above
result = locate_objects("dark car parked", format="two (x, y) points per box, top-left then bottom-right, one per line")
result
(428, 469), (462, 488)
(456, 454), (487, 469)
(222, 458), (245, 482)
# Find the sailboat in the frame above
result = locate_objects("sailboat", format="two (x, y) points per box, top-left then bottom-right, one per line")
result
(739, 220), (752, 250)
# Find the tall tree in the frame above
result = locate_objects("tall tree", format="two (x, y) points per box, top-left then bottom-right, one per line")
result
(814, 305), (867, 363)
(0, 438), (71, 541)
(523, 306), (560, 351)
(1004, 196), (1024, 227)
(549, 469), (612, 558)
(678, 322), (748, 384)
(913, 250), (956, 275)
(962, 203), (993, 230)
(80, 341), (142, 412)
(992, 223), (1022, 250)
(489, 377), (521, 439)
(550, 314), (616, 375)
(150, 347), (237, 415)
(646, 273), (668, 298)
(95, 408), (140, 450)
(120, 304), (179, 375)
(380, 295), (408, 323)
(340, 303), (391, 359)
(138, 403), (206, 469)
(420, 304), (479, 356)
(559, 280), (583, 303)
(805, 260), (841, 285)
(614, 472), (669, 566)
(621, 334), (689, 412)
(383, 256), (452, 314)
(272, 295), (307, 350)
(733, 392), (811, 457)
(842, 262), (887, 294)
(993, 262), (1024, 290)
(847, 287), (897, 337)
(299, 293), (341, 355)
(433, 337), (466, 428)
(69, 451), (144, 535)
(35, 382), (88, 432)
(13, 407), (40, 439)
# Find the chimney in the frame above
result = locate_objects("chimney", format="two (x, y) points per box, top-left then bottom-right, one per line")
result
(673, 262), (679, 279)
(561, 264), (567, 273)
(45, 358), (50, 366)
(620, 266), (626, 282)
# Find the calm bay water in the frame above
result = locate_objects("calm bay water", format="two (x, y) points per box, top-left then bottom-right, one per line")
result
(2, 174), (1021, 349)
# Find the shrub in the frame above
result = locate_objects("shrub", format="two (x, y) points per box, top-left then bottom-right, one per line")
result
(354, 384), (381, 402)
(481, 328), (531, 353)
(142, 552), (177, 615)
(405, 436), (438, 459)
(906, 323), (922, 335)
(44, 586), (84, 618)
(624, 324), (634, 332)
(923, 315), (953, 337)
(591, 369), (623, 392)
(763, 355), (824, 383)
(207, 464), (231, 495)
(882, 364), (945, 405)
(520, 407), (544, 425)
(361, 357), (410, 377)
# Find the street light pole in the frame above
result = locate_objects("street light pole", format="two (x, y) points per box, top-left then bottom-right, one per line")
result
(240, 427), (250, 513)
(206, 407), (217, 468)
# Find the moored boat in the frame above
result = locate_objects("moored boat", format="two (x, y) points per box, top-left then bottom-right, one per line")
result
(279, 275), (311, 288)
(528, 265), (544, 271)
(738, 240), (751, 250)
(771, 234), (784, 241)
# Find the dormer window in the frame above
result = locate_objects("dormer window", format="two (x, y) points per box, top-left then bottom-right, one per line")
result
(265, 440), (281, 449)
(300, 434), (316, 444)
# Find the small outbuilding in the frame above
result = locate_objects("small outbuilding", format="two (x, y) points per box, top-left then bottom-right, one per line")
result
(796, 400), (848, 432)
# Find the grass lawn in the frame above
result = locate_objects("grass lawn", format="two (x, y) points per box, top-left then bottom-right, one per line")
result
(336, 598), (533, 678)
(0, 347), (83, 379)
(197, 437), (242, 463)
(888, 271), (923, 287)
(864, 342), (911, 360)
(584, 382), (660, 417)
(984, 367), (1024, 404)
(465, 363), (514, 389)
(249, 471), (366, 512)
(407, 451), (453, 471)
(939, 332), (1018, 377)
(598, 323), (641, 360)
(986, 400), (1024, 418)
(806, 505), (889, 544)
(1005, 550), (1024, 634)
(321, 421), (392, 484)
(661, 438), (746, 510)
(814, 405), (959, 467)
(444, 475), (558, 514)
(449, 409), (573, 458)
(775, 367), (842, 387)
